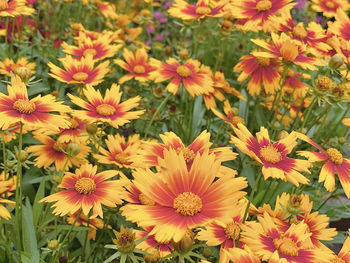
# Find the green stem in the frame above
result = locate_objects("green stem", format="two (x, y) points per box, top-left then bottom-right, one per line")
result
(144, 93), (171, 138)
(2, 132), (7, 181)
(300, 96), (317, 131)
(336, 195), (350, 213)
(4, 17), (9, 49)
(15, 122), (23, 255)
(317, 191), (336, 211)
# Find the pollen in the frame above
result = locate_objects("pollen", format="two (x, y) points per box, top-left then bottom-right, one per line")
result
(173, 192), (202, 216)
(195, 6), (211, 15)
(74, 177), (96, 195)
(325, 1), (335, 9)
(133, 65), (146, 74)
(256, 0), (272, 11)
(176, 65), (192, 78)
(317, 76), (333, 92)
(293, 23), (308, 39)
(13, 99), (36, 114)
(176, 147), (195, 163)
(224, 222), (241, 240)
(273, 237), (299, 257)
(138, 193), (155, 206)
(280, 40), (298, 62)
(255, 56), (270, 67)
(0, 0), (8, 10)
(72, 72), (89, 81)
(83, 48), (97, 57)
(96, 103), (116, 116)
(114, 152), (129, 164)
(259, 145), (282, 164)
(327, 148), (343, 165)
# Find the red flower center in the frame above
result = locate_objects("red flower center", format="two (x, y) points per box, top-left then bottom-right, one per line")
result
(83, 48), (97, 57)
(13, 99), (36, 114)
(0, 0), (8, 10)
(256, 0), (272, 11)
(173, 192), (202, 216)
(138, 193), (155, 206)
(259, 145), (282, 164)
(72, 72), (89, 81)
(133, 65), (146, 74)
(96, 103), (116, 116)
(293, 23), (308, 39)
(74, 177), (96, 195)
(224, 222), (241, 240)
(176, 65), (192, 78)
(325, 1), (335, 9)
(195, 6), (211, 15)
(255, 56), (270, 67)
(326, 148), (343, 165)
(273, 237), (299, 257)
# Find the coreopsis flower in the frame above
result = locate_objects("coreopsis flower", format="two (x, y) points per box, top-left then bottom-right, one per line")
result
(121, 150), (247, 242)
(113, 48), (156, 84)
(61, 35), (121, 61)
(40, 164), (126, 217)
(139, 130), (237, 169)
(230, 124), (311, 186)
(27, 135), (90, 171)
(94, 0), (117, 19)
(242, 212), (333, 262)
(223, 247), (260, 263)
(112, 225), (136, 254)
(67, 211), (104, 240)
(311, 0), (350, 18)
(234, 54), (281, 96)
(0, 76), (70, 131)
(0, 57), (35, 79)
(150, 58), (213, 97)
(93, 134), (142, 169)
(297, 133), (350, 198)
(328, 10), (350, 41)
(0, 0), (34, 17)
(68, 84), (144, 128)
(251, 33), (322, 70)
(168, 0), (227, 21)
(211, 100), (245, 129)
(48, 55), (110, 86)
(121, 181), (156, 206)
(230, 0), (295, 32)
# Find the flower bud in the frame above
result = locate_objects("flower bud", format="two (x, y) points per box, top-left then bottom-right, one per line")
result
(86, 124), (98, 135)
(66, 143), (80, 156)
(203, 247), (212, 258)
(112, 225), (136, 254)
(48, 239), (59, 250)
(338, 137), (346, 144)
(173, 229), (194, 254)
(178, 49), (189, 60)
(329, 54), (344, 69)
(144, 247), (161, 263)
(220, 20), (233, 36)
(278, 130), (289, 140)
(316, 76), (333, 92)
(16, 150), (28, 162)
(14, 67), (31, 82)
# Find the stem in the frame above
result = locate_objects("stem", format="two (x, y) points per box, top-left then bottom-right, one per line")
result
(5, 17), (9, 48)
(300, 96), (317, 131)
(336, 195), (350, 213)
(15, 122), (23, 255)
(2, 132), (7, 180)
(317, 191), (336, 211)
(144, 93), (171, 138)
(186, 97), (194, 144)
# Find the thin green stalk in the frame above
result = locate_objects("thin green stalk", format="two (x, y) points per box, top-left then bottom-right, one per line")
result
(4, 17), (9, 48)
(82, 214), (91, 261)
(144, 93), (171, 138)
(300, 96), (317, 131)
(317, 191), (336, 211)
(2, 132), (7, 181)
(15, 122), (23, 254)
(186, 97), (194, 144)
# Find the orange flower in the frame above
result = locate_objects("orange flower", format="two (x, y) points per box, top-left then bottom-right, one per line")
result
(0, 57), (36, 78)
(0, 0), (34, 17)
(311, 0), (350, 18)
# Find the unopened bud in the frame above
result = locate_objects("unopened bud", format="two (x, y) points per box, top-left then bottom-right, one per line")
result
(48, 239), (59, 250)
(14, 67), (31, 82)
(329, 54), (344, 69)
(86, 124), (98, 135)
(278, 130), (289, 140)
(178, 49), (189, 60)
(144, 247), (161, 263)
(174, 229), (194, 254)
(16, 150), (28, 162)
(66, 143), (80, 156)
(338, 137), (346, 144)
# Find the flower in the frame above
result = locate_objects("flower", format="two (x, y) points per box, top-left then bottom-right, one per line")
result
(234, 54), (281, 96)
(150, 58), (213, 97)
(311, 0), (350, 18)
(93, 134), (142, 169)
(68, 84), (145, 128)
(61, 34), (121, 61)
(0, 0), (34, 17)
(40, 164), (126, 217)
(211, 100), (245, 129)
(121, 150), (247, 242)
(328, 9), (350, 41)
(251, 33), (321, 70)
(0, 57), (35, 78)
(297, 132), (350, 198)
(94, 0), (118, 19)
(223, 247), (260, 263)
(230, 124), (311, 186)
(113, 48), (156, 84)
(230, 0), (295, 32)
(242, 212), (333, 262)
(48, 55), (110, 86)
(0, 76), (70, 131)
(168, 0), (227, 21)
(27, 135), (90, 171)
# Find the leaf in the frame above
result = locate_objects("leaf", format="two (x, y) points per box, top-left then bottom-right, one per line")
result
(240, 164), (256, 188)
(103, 251), (120, 263)
(33, 178), (46, 228)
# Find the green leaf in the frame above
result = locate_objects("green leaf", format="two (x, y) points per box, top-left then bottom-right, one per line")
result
(33, 178), (46, 228)
(240, 164), (256, 188)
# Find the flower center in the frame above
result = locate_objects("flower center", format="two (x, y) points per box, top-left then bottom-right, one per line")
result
(273, 237), (299, 257)
(114, 152), (129, 164)
(255, 56), (270, 67)
(72, 72), (89, 81)
(317, 76), (333, 91)
(74, 177), (96, 195)
(0, 0), (8, 10)
(69, 118), (79, 129)
(195, 6), (211, 15)
(259, 145), (282, 164)
(133, 65), (145, 74)
(293, 23), (308, 39)
(53, 141), (67, 152)
(327, 148), (343, 165)
(14, 66), (31, 80)
(13, 99), (36, 114)
(325, 1), (335, 9)
(138, 193), (155, 206)
(280, 40), (299, 62)
(256, 0), (272, 11)
(224, 222), (241, 240)
(176, 65), (192, 78)
(176, 147), (195, 163)
(83, 48), (97, 57)
(173, 192), (202, 216)
(331, 256), (345, 263)
(96, 103), (116, 116)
